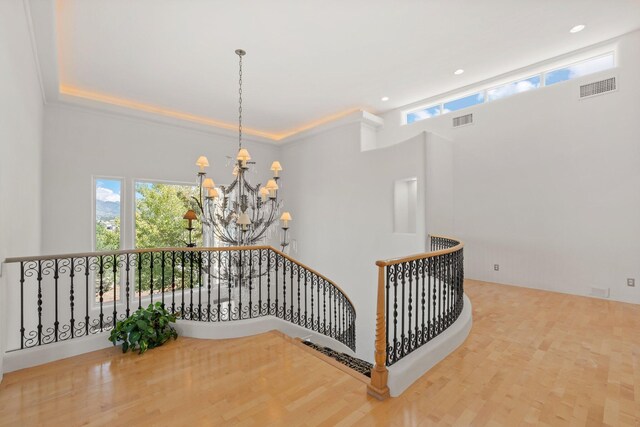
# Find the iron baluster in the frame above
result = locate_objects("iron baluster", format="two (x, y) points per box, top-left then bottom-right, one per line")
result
(400, 262), (406, 359)
(180, 252), (186, 318)
(304, 271), (309, 328)
(290, 259), (294, 322)
(316, 275), (320, 331)
(217, 251), (222, 321)
(248, 249), (253, 318)
(310, 274), (314, 330)
(36, 260), (42, 346)
(112, 254), (118, 328)
(139, 253), (144, 310)
(19, 262), (25, 349)
(161, 251), (165, 309)
(238, 250), (243, 320)
(408, 260), (413, 352)
(297, 265), (301, 325)
(170, 252), (176, 315)
(323, 280), (327, 335)
(207, 251), (212, 322)
(197, 251), (203, 320)
(258, 249), (263, 316)
(98, 256), (104, 331)
(82, 257), (87, 337)
(267, 252), (272, 315)
(189, 251), (194, 320)
(227, 249), (232, 321)
(126, 254), (131, 317)
(53, 259), (59, 342)
(275, 253), (279, 318)
(281, 257), (286, 319)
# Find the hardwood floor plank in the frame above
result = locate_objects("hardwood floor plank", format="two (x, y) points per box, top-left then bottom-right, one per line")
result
(1, 280), (639, 426)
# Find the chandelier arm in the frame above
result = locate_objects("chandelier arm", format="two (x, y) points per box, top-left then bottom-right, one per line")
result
(243, 179), (260, 193)
(249, 200), (281, 244)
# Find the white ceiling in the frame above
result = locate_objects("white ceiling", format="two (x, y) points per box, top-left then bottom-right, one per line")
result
(48, 0), (640, 139)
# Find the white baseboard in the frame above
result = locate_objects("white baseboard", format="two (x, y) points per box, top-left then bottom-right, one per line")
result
(3, 332), (114, 373)
(387, 294), (473, 397)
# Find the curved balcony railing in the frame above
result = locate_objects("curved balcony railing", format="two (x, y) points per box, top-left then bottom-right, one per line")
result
(3, 246), (356, 352)
(368, 235), (464, 399)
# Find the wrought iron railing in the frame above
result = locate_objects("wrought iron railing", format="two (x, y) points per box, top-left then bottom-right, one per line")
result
(3, 246), (356, 352)
(368, 235), (464, 399)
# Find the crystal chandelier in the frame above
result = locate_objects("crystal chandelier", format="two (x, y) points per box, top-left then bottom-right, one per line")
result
(193, 49), (292, 250)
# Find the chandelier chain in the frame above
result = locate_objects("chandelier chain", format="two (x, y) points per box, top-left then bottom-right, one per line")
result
(238, 52), (243, 148)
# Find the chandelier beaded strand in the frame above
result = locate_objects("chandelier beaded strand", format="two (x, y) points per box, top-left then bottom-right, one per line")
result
(237, 49), (243, 149)
(191, 49), (293, 251)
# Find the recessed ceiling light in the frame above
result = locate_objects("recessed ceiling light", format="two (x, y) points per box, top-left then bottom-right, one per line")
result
(381, 96), (389, 102)
(570, 24), (586, 33)
(454, 69), (464, 75)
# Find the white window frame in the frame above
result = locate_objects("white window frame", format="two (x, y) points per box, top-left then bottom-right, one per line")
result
(542, 52), (616, 87)
(402, 50), (617, 126)
(92, 175), (125, 305)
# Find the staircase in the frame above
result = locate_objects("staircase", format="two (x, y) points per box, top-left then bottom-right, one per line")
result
(301, 340), (373, 378)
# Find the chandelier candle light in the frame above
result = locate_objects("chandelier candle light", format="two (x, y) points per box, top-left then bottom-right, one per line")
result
(191, 49), (293, 251)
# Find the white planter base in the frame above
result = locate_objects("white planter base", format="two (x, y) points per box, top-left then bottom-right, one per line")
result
(2, 316), (354, 373)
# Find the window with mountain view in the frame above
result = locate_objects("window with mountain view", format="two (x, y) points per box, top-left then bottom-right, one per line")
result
(95, 178), (122, 251)
(94, 178), (122, 302)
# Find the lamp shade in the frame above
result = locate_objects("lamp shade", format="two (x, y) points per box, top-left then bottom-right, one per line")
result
(270, 161), (282, 171)
(236, 212), (251, 225)
(271, 160), (282, 177)
(196, 156), (209, 171)
(259, 186), (269, 202)
(202, 178), (215, 189)
(237, 148), (251, 161)
(280, 212), (292, 221)
(265, 179), (279, 190)
(183, 210), (198, 221)
(207, 188), (219, 198)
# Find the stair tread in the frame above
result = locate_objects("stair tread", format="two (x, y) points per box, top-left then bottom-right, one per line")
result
(302, 341), (372, 378)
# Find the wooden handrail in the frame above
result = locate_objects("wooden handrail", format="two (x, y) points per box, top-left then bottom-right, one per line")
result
(3, 245), (273, 264)
(375, 235), (464, 267)
(4, 245), (356, 315)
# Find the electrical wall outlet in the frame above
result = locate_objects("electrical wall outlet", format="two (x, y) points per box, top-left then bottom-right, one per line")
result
(494, 264), (499, 271)
(627, 278), (636, 287)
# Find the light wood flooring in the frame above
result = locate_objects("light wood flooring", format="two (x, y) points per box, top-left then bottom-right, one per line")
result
(1, 280), (639, 426)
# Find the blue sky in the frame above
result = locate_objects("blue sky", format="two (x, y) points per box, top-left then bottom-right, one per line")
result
(96, 179), (121, 203)
(443, 93), (484, 113)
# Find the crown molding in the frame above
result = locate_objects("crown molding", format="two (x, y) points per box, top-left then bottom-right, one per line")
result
(51, 96), (278, 145)
(279, 110), (384, 146)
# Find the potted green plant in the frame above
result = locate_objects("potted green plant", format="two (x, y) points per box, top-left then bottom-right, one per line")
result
(109, 302), (178, 354)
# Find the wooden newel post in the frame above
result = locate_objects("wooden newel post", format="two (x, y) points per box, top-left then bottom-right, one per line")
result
(367, 263), (390, 400)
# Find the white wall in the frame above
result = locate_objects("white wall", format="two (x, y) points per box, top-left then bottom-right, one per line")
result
(0, 0), (44, 380)
(279, 124), (437, 361)
(378, 30), (640, 304)
(41, 105), (281, 254)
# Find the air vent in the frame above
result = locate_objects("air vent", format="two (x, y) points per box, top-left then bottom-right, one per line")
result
(580, 77), (616, 99)
(452, 113), (473, 128)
